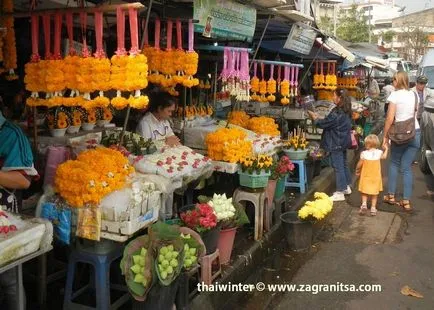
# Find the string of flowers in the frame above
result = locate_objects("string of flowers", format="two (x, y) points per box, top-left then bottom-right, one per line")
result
(250, 62), (260, 101)
(266, 64), (276, 102)
(280, 66), (290, 105)
(1, 0), (17, 80)
(205, 127), (252, 162)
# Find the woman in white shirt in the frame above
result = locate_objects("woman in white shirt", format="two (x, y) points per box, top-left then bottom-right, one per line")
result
(382, 71), (420, 212)
(136, 91), (181, 147)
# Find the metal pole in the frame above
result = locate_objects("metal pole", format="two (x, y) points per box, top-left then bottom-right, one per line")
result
(333, 4), (337, 37)
(368, 4), (372, 44)
(120, 0), (153, 145)
(140, 0), (153, 50)
(249, 15), (271, 70)
(213, 61), (218, 109)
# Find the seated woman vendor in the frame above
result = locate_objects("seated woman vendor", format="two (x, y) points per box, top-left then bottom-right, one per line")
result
(136, 91), (181, 147)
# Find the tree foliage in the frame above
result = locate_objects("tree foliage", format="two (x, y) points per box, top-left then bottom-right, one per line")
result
(336, 5), (371, 43)
(318, 16), (334, 36)
(399, 26), (429, 63)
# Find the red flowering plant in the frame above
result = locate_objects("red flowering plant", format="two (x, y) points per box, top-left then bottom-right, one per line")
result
(270, 155), (295, 180)
(180, 203), (218, 233)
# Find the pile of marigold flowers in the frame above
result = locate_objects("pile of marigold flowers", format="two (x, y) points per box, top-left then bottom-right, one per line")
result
(54, 148), (134, 208)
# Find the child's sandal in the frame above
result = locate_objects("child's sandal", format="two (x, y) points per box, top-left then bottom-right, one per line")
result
(370, 208), (377, 216)
(399, 200), (413, 213)
(359, 205), (368, 215)
(383, 194), (397, 205)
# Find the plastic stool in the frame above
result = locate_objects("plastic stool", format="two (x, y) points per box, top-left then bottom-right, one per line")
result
(285, 160), (308, 194)
(63, 243), (130, 310)
(233, 188), (268, 240)
(199, 249), (221, 285)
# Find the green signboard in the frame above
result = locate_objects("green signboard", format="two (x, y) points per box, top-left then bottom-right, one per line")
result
(193, 0), (256, 42)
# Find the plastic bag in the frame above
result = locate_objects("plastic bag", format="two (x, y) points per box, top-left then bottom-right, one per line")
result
(40, 202), (71, 245)
(76, 207), (101, 241)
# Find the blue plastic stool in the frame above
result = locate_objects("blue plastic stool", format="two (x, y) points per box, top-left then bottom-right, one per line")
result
(63, 242), (130, 310)
(285, 159), (308, 194)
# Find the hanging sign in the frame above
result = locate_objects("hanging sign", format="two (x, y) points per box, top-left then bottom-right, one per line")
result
(193, 0), (256, 42)
(283, 22), (317, 55)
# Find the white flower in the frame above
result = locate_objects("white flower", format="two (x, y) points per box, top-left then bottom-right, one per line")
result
(209, 193), (236, 221)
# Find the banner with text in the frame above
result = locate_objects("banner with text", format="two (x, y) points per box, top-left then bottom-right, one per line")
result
(193, 0), (256, 42)
(283, 22), (317, 55)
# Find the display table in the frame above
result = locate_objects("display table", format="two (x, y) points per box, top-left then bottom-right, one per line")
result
(0, 246), (53, 310)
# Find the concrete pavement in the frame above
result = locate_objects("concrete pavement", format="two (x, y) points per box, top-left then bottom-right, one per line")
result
(271, 163), (434, 309)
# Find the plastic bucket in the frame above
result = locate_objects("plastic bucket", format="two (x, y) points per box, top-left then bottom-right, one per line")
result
(283, 148), (309, 160)
(217, 227), (237, 264)
(280, 211), (312, 251)
(274, 177), (286, 200)
(201, 226), (221, 255)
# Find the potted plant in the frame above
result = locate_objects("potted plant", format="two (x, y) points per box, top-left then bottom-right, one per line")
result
(268, 155), (295, 201)
(179, 203), (219, 254)
(238, 154), (273, 189)
(280, 192), (333, 251)
(47, 108), (69, 137)
(198, 194), (250, 264)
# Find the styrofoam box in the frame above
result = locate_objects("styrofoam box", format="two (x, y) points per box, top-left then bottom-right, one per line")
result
(0, 217), (47, 267)
(101, 191), (162, 236)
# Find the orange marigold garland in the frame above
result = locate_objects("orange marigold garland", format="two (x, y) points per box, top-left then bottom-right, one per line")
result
(247, 116), (280, 137)
(25, 15), (44, 106)
(250, 62), (260, 101)
(280, 66), (290, 105)
(1, 0), (17, 80)
(125, 8), (149, 109)
(266, 64), (276, 102)
(54, 148), (135, 208)
(182, 20), (199, 88)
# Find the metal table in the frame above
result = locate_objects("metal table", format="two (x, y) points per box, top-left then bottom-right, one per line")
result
(0, 246), (53, 310)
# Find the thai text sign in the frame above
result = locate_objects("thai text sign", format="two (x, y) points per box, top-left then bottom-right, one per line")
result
(193, 0), (256, 42)
(284, 22), (317, 55)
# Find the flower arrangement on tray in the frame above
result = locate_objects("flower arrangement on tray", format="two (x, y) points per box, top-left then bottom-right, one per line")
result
(180, 203), (218, 233)
(46, 108), (69, 130)
(270, 155), (295, 180)
(298, 192), (333, 221)
(239, 154), (273, 175)
(284, 128), (308, 151)
(54, 148), (135, 208)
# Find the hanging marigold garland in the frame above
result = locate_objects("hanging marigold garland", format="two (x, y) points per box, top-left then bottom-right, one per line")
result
(1, 0), (17, 80)
(125, 7), (148, 109)
(266, 64), (276, 102)
(25, 15), (45, 107)
(280, 66), (290, 105)
(91, 11), (111, 108)
(63, 12), (81, 107)
(250, 62), (260, 101)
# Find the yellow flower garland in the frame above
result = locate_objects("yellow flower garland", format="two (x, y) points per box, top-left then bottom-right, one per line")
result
(1, 0), (17, 79)
(247, 117), (280, 137)
(267, 79), (276, 102)
(205, 128), (251, 162)
(280, 80), (290, 105)
(228, 110), (250, 128)
(55, 148), (134, 208)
